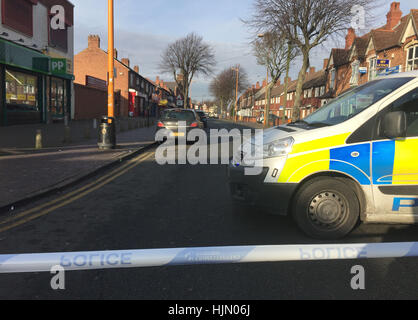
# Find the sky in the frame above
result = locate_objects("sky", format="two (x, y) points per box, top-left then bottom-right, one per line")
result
(71, 0), (417, 101)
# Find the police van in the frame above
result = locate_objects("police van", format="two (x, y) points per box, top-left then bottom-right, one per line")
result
(229, 71), (418, 239)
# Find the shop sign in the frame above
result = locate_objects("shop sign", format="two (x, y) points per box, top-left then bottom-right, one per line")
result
(376, 59), (390, 68)
(51, 58), (67, 75)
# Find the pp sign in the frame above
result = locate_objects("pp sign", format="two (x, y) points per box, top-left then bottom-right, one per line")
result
(51, 59), (67, 75)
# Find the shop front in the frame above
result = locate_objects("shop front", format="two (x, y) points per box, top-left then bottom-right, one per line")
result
(0, 38), (73, 126)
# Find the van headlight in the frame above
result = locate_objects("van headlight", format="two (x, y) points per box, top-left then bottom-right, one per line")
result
(263, 137), (294, 159)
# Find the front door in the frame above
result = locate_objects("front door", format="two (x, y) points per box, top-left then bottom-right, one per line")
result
(372, 86), (418, 217)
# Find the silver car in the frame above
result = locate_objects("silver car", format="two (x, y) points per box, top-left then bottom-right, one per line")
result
(156, 109), (204, 141)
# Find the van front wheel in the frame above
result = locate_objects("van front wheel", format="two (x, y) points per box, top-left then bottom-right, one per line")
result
(292, 178), (360, 240)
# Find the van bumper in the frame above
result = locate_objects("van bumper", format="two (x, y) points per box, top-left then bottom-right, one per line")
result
(228, 163), (298, 216)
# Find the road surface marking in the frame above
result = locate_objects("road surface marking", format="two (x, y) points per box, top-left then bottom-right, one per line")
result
(0, 152), (155, 233)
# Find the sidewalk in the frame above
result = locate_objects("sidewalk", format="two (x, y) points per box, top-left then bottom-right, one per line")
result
(0, 117), (155, 149)
(0, 125), (157, 210)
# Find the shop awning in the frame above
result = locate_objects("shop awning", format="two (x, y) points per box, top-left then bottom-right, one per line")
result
(0, 38), (74, 80)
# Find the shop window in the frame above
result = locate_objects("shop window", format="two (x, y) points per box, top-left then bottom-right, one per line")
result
(406, 46), (418, 72)
(5, 69), (39, 112)
(2, 0), (35, 37)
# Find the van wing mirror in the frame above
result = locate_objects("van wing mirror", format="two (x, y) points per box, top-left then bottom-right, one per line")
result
(382, 111), (407, 139)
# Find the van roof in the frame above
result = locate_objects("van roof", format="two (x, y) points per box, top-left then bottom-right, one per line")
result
(380, 70), (418, 79)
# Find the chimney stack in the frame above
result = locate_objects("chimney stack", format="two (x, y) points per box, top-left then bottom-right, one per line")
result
(323, 58), (329, 70)
(88, 35), (100, 49)
(114, 49), (118, 59)
(156, 76), (160, 85)
(121, 58), (130, 67)
(309, 67), (316, 75)
(256, 82), (260, 89)
(134, 65), (139, 74)
(386, 2), (402, 30)
(345, 28), (356, 50)
(262, 79), (267, 88)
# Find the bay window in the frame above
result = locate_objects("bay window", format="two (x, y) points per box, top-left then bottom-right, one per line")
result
(406, 46), (418, 71)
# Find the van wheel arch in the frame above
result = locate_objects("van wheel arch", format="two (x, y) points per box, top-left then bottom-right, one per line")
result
(289, 172), (366, 220)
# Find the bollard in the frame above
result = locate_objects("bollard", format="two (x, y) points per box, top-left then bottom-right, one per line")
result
(98, 116), (116, 150)
(35, 130), (42, 149)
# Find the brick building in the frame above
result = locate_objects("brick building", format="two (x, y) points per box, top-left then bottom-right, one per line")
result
(325, 2), (418, 100)
(240, 1), (418, 123)
(74, 35), (159, 119)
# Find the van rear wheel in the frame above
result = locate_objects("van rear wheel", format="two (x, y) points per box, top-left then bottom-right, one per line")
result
(292, 177), (360, 240)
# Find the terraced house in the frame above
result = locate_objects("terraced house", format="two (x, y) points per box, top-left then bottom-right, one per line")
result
(238, 1), (418, 123)
(325, 2), (418, 100)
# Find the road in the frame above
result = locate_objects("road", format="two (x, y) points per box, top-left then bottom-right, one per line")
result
(0, 120), (417, 300)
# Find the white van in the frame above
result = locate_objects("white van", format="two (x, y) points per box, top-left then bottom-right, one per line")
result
(229, 71), (418, 239)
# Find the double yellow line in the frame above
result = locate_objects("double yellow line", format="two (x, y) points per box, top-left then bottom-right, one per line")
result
(0, 151), (155, 234)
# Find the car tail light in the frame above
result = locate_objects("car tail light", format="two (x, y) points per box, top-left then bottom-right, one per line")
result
(190, 122), (198, 128)
(157, 121), (165, 128)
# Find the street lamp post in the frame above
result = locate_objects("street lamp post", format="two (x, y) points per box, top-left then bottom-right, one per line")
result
(98, 0), (116, 149)
(108, 0), (114, 120)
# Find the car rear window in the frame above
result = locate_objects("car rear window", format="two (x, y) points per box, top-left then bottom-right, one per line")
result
(161, 110), (196, 121)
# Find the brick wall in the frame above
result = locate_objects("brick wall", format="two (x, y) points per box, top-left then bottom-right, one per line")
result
(74, 84), (107, 120)
(74, 36), (130, 117)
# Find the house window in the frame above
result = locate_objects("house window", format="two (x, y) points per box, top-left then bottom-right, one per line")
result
(369, 57), (377, 80)
(330, 69), (336, 90)
(350, 60), (360, 86)
(320, 86), (325, 96)
(406, 46), (418, 71)
(2, 0), (35, 37)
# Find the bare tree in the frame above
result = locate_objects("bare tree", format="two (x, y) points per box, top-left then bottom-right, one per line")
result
(253, 32), (299, 126)
(210, 66), (249, 116)
(160, 33), (216, 108)
(246, 0), (374, 121)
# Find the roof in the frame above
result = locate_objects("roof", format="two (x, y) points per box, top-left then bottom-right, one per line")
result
(331, 48), (350, 67)
(302, 70), (327, 90)
(351, 35), (370, 60)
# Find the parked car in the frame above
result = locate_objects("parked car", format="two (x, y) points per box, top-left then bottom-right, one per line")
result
(257, 114), (279, 124)
(229, 71), (418, 239)
(196, 110), (208, 128)
(155, 109), (204, 142)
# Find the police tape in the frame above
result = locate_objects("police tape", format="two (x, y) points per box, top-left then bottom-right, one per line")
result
(1, 242), (418, 274)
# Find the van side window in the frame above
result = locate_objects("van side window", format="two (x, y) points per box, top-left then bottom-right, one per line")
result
(391, 88), (418, 137)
